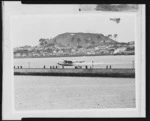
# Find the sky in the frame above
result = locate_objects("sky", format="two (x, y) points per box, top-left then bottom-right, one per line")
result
(11, 14), (136, 47)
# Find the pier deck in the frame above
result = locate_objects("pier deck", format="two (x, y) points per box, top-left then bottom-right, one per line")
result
(14, 68), (135, 78)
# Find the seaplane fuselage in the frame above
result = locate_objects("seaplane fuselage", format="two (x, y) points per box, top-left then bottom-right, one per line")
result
(57, 60), (85, 66)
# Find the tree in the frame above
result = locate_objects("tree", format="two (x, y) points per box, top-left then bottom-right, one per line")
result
(39, 38), (47, 46)
(53, 39), (57, 44)
(87, 37), (92, 41)
(71, 36), (75, 43)
(97, 35), (101, 40)
(85, 39), (89, 44)
(114, 34), (118, 41)
(107, 34), (112, 39)
(77, 38), (81, 46)
(92, 41), (95, 46)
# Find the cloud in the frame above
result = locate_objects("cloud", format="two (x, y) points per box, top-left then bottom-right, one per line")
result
(95, 4), (138, 11)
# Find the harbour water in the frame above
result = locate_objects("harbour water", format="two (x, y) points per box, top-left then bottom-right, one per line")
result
(14, 55), (134, 68)
(14, 55), (135, 110)
(14, 76), (135, 110)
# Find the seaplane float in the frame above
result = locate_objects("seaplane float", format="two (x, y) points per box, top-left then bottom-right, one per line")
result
(57, 59), (133, 69)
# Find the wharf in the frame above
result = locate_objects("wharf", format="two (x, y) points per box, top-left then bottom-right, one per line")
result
(14, 68), (135, 78)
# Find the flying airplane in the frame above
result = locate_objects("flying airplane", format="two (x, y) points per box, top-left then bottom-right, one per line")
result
(110, 18), (120, 23)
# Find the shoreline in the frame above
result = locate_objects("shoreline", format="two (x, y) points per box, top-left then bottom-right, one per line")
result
(14, 54), (134, 59)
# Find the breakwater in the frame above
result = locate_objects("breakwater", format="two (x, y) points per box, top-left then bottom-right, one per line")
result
(14, 68), (135, 78)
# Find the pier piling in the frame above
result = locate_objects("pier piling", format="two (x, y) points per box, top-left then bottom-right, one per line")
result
(86, 66), (88, 69)
(106, 66), (108, 69)
(132, 60), (134, 69)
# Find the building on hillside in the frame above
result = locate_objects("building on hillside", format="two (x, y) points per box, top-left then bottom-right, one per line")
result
(100, 50), (110, 54)
(57, 50), (64, 55)
(53, 50), (57, 54)
(33, 53), (40, 57)
(71, 49), (77, 53)
(113, 47), (126, 54)
(27, 48), (33, 51)
(15, 53), (21, 57)
(128, 41), (135, 45)
(116, 43), (122, 47)
(28, 53), (33, 57)
(124, 50), (135, 55)
(22, 53), (27, 57)
(86, 49), (96, 55)
(94, 47), (99, 51)
(97, 46), (107, 49)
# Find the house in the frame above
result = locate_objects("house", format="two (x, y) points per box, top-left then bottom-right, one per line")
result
(57, 50), (64, 55)
(100, 50), (110, 54)
(53, 50), (57, 54)
(71, 49), (76, 52)
(28, 53), (33, 57)
(86, 49), (96, 55)
(128, 41), (135, 45)
(113, 47), (126, 54)
(94, 47), (99, 51)
(124, 50), (135, 55)
(15, 53), (21, 57)
(33, 53), (40, 57)
(22, 53), (27, 57)
(97, 46), (107, 50)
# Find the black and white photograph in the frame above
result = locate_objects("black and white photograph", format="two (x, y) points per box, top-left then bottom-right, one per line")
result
(12, 14), (136, 110)
(2, 2), (146, 120)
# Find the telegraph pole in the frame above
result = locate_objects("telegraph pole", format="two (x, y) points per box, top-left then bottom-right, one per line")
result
(28, 62), (30, 68)
(92, 61), (94, 69)
(132, 60), (134, 69)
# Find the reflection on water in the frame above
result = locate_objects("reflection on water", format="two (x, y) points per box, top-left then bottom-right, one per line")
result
(15, 76), (135, 110)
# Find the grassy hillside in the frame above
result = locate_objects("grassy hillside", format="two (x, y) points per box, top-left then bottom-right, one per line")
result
(51, 32), (118, 48)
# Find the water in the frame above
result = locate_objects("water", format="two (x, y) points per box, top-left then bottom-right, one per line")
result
(14, 76), (135, 110)
(14, 55), (134, 68)
(14, 55), (135, 110)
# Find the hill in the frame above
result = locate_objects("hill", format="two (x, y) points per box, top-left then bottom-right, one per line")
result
(13, 32), (135, 58)
(46, 32), (118, 48)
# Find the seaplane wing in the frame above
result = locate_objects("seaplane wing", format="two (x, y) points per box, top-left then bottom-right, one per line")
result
(57, 60), (132, 67)
(73, 62), (131, 66)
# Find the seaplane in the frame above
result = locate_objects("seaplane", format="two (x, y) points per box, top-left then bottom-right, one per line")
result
(57, 59), (85, 67)
(110, 18), (120, 23)
(57, 59), (107, 69)
(57, 59), (133, 69)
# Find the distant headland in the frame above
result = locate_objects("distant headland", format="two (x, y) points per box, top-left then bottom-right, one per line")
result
(14, 32), (135, 58)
